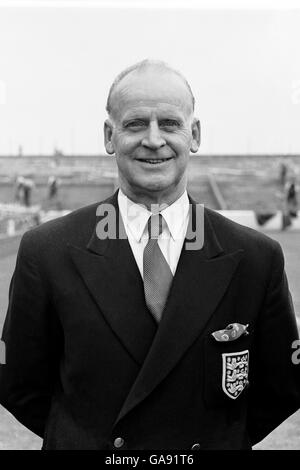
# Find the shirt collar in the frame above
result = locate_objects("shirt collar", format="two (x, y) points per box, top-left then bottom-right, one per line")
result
(160, 190), (189, 240)
(118, 189), (151, 242)
(118, 188), (189, 242)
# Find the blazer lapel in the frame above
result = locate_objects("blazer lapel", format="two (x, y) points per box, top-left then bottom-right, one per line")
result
(68, 192), (157, 366)
(115, 201), (244, 423)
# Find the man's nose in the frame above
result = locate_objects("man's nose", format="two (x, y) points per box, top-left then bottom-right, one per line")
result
(142, 122), (166, 149)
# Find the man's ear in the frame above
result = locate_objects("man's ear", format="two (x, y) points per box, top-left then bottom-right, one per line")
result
(104, 119), (115, 155)
(190, 118), (201, 153)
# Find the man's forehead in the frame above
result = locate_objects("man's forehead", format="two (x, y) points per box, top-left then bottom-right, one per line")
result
(110, 67), (194, 119)
(116, 101), (190, 121)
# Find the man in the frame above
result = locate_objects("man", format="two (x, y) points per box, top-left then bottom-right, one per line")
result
(0, 60), (299, 450)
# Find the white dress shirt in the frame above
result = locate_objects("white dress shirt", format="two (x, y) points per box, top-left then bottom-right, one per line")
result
(118, 189), (190, 278)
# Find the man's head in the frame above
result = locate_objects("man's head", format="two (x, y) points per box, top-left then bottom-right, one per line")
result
(104, 59), (200, 206)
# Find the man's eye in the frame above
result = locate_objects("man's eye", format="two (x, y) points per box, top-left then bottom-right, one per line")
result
(124, 120), (146, 129)
(159, 120), (180, 129)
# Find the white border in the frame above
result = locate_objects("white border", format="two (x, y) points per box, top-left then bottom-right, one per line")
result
(0, 1), (299, 9)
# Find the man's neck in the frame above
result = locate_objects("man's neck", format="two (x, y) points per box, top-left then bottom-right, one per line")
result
(119, 184), (187, 212)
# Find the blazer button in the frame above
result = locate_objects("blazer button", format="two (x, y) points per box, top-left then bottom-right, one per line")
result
(191, 443), (201, 450)
(114, 437), (125, 449)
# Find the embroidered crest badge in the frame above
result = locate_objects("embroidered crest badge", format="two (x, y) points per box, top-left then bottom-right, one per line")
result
(222, 350), (249, 399)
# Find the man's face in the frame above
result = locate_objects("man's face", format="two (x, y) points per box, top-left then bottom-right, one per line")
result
(104, 67), (200, 200)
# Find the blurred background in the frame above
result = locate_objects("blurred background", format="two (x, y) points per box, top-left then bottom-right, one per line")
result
(0, 0), (299, 449)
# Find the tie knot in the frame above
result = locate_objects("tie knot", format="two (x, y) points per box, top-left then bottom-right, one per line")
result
(147, 213), (163, 239)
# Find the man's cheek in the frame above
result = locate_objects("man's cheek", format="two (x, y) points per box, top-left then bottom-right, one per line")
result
(168, 132), (191, 149)
(118, 135), (139, 152)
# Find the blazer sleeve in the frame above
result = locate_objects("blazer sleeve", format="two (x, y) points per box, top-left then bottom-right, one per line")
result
(247, 240), (300, 446)
(0, 231), (62, 438)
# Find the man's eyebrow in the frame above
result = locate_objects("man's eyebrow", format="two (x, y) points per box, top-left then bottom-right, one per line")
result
(121, 117), (149, 127)
(122, 115), (149, 122)
(158, 111), (186, 121)
(159, 116), (184, 123)
(121, 111), (149, 122)
(122, 111), (185, 121)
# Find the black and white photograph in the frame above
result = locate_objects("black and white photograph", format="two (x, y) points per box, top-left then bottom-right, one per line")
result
(0, 0), (299, 452)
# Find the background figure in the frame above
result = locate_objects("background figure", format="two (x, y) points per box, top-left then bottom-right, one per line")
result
(48, 176), (58, 200)
(282, 177), (299, 230)
(22, 178), (35, 207)
(14, 176), (25, 203)
(15, 176), (35, 207)
(47, 176), (61, 209)
(279, 158), (288, 187)
(286, 178), (299, 219)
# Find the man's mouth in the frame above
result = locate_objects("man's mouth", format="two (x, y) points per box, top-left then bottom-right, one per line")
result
(136, 157), (174, 165)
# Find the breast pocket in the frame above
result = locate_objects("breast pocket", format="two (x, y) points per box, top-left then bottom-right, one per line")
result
(203, 331), (252, 408)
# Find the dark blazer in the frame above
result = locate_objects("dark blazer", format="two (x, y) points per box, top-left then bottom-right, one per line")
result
(0, 191), (299, 450)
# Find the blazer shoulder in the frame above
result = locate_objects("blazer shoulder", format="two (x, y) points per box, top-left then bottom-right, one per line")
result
(20, 193), (117, 252)
(204, 207), (281, 256)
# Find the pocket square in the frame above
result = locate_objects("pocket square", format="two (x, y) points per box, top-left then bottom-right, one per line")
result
(211, 323), (249, 342)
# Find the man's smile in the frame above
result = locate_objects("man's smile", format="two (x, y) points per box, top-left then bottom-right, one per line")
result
(135, 157), (174, 165)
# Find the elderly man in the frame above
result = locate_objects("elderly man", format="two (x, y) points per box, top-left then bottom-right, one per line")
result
(0, 60), (299, 450)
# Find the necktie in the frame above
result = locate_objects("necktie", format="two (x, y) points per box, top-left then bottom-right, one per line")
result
(143, 213), (173, 322)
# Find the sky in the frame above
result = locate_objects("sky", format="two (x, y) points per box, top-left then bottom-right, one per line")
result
(0, 0), (300, 155)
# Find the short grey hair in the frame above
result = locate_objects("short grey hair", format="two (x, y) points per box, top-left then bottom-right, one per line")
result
(106, 59), (195, 116)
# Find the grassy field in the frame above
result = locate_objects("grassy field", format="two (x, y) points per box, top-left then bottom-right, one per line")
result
(0, 254), (43, 449)
(0, 230), (299, 450)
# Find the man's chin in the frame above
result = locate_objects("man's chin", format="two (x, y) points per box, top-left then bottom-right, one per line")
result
(135, 179), (172, 194)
